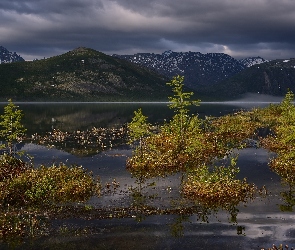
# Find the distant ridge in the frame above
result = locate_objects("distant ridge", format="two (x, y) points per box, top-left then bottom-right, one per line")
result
(0, 47), (171, 101)
(0, 46), (25, 64)
(114, 51), (246, 89)
(207, 58), (295, 98)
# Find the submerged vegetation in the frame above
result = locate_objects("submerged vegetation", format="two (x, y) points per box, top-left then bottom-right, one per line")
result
(29, 126), (128, 157)
(1, 75), (295, 247)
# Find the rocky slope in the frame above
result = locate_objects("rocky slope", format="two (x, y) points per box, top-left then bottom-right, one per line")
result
(114, 51), (246, 89)
(0, 46), (25, 64)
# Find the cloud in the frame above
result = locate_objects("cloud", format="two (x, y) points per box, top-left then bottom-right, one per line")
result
(1, 0), (295, 60)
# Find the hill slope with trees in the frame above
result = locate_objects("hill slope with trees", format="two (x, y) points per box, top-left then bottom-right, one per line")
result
(0, 47), (171, 101)
(206, 58), (295, 99)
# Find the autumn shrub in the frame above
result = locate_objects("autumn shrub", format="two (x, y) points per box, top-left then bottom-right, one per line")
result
(1, 163), (100, 208)
(182, 160), (256, 210)
(0, 154), (31, 181)
(259, 91), (295, 185)
(269, 154), (295, 185)
(127, 75), (206, 179)
(127, 114), (212, 178)
(207, 110), (259, 152)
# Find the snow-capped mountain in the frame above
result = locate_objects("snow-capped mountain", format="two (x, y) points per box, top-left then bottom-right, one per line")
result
(239, 57), (268, 67)
(114, 51), (246, 89)
(0, 46), (25, 64)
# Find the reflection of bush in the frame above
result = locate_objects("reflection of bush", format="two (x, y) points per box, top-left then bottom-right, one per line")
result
(0, 209), (48, 244)
(30, 126), (128, 157)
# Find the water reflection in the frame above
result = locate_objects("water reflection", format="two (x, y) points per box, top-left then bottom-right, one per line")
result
(28, 126), (128, 156)
(0, 102), (260, 135)
(14, 102), (244, 157)
(280, 187), (295, 212)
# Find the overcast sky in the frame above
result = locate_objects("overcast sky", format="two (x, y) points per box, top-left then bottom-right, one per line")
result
(1, 0), (295, 61)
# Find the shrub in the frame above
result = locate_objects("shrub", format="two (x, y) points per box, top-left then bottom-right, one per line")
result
(127, 75), (204, 178)
(182, 159), (256, 211)
(0, 99), (26, 155)
(0, 154), (30, 181)
(1, 163), (100, 208)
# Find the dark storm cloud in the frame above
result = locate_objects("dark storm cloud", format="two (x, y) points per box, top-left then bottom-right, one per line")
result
(0, 0), (295, 60)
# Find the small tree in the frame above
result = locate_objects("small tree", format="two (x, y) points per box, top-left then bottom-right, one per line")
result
(167, 75), (200, 139)
(0, 99), (27, 155)
(128, 108), (151, 151)
(127, 108), (152, 185)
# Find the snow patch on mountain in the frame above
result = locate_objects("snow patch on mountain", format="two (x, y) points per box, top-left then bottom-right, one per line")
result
(239, 57), (268, 67)
(0, 46), (25, 64)
(114, 51), (246, 89)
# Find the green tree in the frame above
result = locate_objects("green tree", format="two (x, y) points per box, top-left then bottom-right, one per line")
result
(167, 75), (200, 139)
(128, 108), (151, 150)
(167, 75), (200, 114)
(0, 99), (27, 155)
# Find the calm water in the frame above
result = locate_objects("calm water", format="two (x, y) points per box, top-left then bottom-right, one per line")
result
(0, 102), (292, 249)
(2, 101), (263, 133)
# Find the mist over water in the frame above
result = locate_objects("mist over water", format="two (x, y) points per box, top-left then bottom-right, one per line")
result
(231, 93), (283, 103)
(228, 93), (284, 109)
(207, 93), (285, 109)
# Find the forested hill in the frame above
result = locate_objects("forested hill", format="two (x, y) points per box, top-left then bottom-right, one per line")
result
(205, 58), (295, 99)
(0, 47), (171, 102)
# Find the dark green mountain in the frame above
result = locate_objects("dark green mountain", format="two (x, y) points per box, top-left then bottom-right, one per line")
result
(0, 47), (171, 101)
(205, 58), (295, 99)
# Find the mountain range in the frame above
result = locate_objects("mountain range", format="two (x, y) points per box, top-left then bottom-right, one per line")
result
(114, 51), (295, 99)
(114, 51), (269, 90)
(0, 46), (294, 101)
(0, 46), (25, 64)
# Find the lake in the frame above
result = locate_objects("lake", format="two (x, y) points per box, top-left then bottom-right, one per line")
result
(0, 101), (293, 249)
